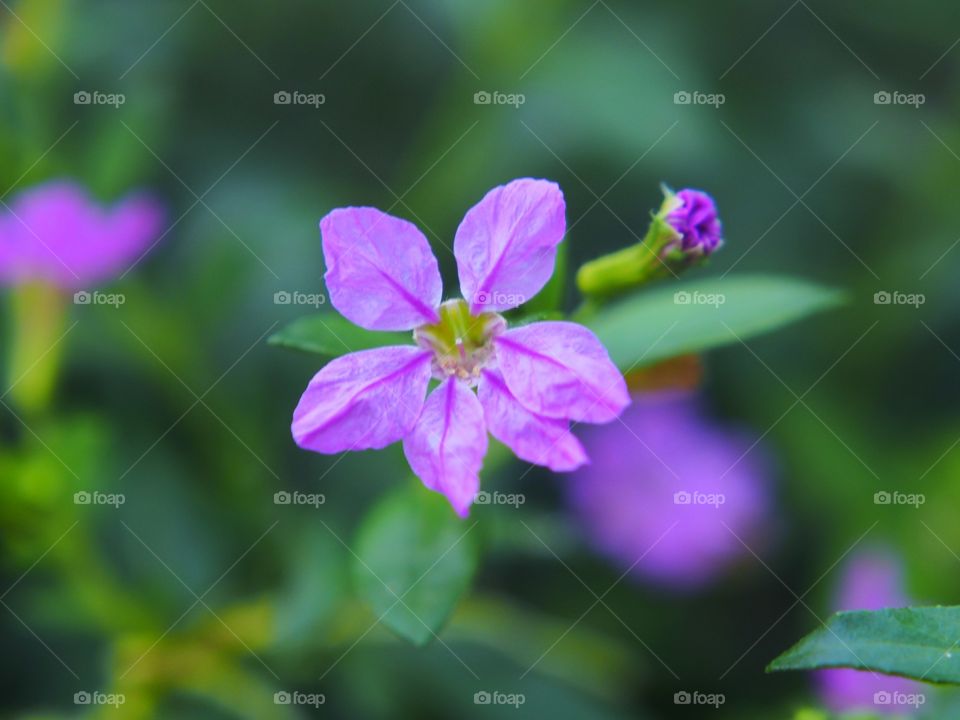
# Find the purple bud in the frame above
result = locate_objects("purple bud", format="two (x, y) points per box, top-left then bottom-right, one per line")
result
(665, 189), (722, 256)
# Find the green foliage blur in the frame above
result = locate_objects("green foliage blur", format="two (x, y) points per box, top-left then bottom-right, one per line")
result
(1, 0), (959, 718)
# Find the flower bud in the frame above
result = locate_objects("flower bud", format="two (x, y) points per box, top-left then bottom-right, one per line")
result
(661, 188), (723, 257)
(576, 186), (723, 301)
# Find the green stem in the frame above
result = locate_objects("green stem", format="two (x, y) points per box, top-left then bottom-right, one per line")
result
(576, 242), (659, 298)
(575, 212), (680, 302)
(6, 282), (68, 414)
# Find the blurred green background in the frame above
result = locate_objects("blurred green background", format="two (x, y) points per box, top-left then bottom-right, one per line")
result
(1, 0), (959, 717)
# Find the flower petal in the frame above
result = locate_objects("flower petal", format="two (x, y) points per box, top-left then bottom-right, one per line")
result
(494, 321), (629, 423)
(0, 181), (165, 289)
(88, 193), (165, 285)
(292, 345), (432, 453)
(479, 369), (588, 472)
(454, 178), (565, 314)
(321, 207), (442, 330)
(403, 378), (488, 517)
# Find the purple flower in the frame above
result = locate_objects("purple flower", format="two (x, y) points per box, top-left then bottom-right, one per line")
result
(0, 179), (165, 290)
(567, 392), (769, 589)
(664, 188), (722, 256)
(816, 548), (923, 715)
(292, 178), (630, 516)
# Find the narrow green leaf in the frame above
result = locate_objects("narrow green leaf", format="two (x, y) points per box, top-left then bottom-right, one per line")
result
(586, 274), (845, 371)
(768, 606), (960, 684)
(268, 312), (409, 357)
(353, 484), (479, 646)
(272, 276), (842, 366)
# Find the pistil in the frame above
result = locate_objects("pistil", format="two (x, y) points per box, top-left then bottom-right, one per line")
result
(414, 299), (505, 384)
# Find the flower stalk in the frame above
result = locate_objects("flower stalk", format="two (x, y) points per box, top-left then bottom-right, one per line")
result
(6, 281), (67, 414)
(576, 186), (723, 301)
(575, 213), (680, 299)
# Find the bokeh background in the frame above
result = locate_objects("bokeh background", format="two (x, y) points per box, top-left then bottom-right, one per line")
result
(1, 0), (959, 718)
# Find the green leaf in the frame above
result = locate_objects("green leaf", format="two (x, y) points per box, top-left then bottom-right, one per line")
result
(268, 312), (409, 357)
(586, 274), (845, 371)
(353, 484), (480, 646)
(272, 524), (346, 650)
(768, 606), (960, 684)
(270, 276), (842, 366)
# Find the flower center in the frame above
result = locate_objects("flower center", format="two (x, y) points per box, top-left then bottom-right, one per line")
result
(414, 299), (505, 385)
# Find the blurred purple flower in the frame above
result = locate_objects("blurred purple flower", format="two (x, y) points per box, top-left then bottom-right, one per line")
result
(292, 178), (630, 517)
(665, 188), (722, 256)
(0, 179), (165, 290)
(567, 391), (769, 589)
(816, 548), (923, 715)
